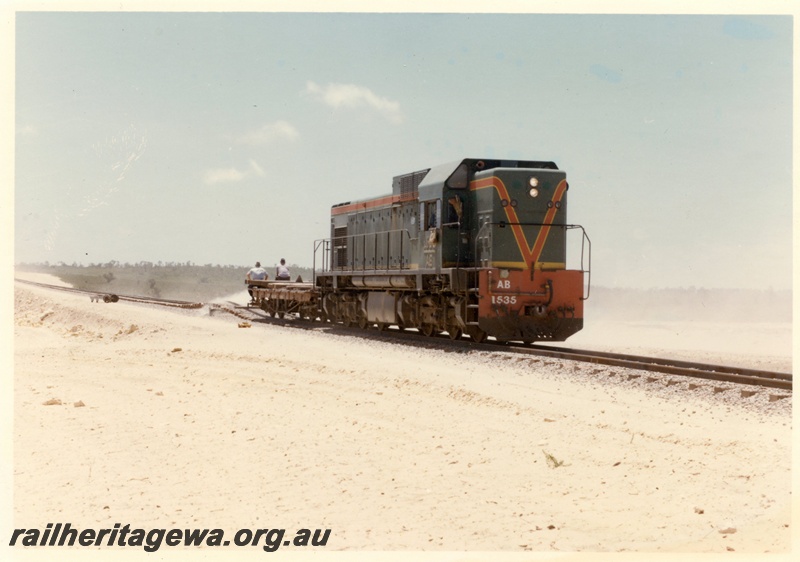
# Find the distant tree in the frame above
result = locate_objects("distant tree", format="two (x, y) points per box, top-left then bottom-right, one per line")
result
(147, 278), (161, 298)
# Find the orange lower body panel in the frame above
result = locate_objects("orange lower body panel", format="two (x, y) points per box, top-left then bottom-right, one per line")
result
(477, 268), (584, 341)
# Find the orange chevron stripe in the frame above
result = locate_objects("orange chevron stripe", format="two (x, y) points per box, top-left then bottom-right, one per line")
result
(470, 176), (567, 268)
(529, 180), (567, 264)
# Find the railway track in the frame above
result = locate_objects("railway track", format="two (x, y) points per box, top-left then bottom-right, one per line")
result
(16, 278), (793, 393)
(317, 322), (792, 392)
(523, 343), (792, 392)
(14, 278), (205, 309)
(214, 300), (792, 392)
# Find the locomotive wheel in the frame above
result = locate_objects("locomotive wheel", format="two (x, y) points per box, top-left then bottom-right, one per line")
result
(468, 328), (487, 344)
(277, 311), (285, 319)
(421, 323), (436, 337)
(376, 322), (388, 332)
(358, 316), (368, 330)
(447, 327), (462, 341)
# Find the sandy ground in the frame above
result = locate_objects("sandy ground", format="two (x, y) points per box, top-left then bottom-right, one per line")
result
(10, 273), (794, 556)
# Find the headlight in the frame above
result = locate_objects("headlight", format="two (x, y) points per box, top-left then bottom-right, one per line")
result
(529, 187), (539, 198)
(529, 177), (539, 187)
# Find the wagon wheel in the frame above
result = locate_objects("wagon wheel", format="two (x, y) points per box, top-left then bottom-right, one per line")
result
(277, 310), (285, 319)
(421, 323), (436, 337)
(376, 322), (389, 332)
(358, 315), (368, 330)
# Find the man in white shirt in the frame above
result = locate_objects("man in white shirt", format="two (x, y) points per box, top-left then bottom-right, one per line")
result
(276, 258), (291, 281)
(246, 261), (268, 300)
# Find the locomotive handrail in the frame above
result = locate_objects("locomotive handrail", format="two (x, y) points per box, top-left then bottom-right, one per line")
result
(580, 227), (592, 301)
(315, 222), (591, 300)
(312, 238), (328, 286)
(314, 228), (417, 277)
(480, 222), (592, 300)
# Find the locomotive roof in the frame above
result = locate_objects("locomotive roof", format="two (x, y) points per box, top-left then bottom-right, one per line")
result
(417, 158), (559, 199)
(331, 158), (559, 208)
(416, 159), (465, 199)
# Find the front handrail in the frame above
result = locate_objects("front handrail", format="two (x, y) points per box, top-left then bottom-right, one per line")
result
(477, 222), (592, 300)
(575, 225), (591, 300)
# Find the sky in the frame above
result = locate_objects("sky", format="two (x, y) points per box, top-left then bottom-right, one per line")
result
(9, 4), (795, 290)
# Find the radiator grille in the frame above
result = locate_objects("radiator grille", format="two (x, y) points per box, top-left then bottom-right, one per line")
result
(394, 169), (428, 202)
(333, 226), (348, 269)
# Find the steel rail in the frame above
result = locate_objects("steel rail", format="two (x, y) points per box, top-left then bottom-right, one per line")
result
(315, 323), (793, 392)
(14, 278), (204, 309)
(531, 344), (792, 382)
(520, 344), (792, 391)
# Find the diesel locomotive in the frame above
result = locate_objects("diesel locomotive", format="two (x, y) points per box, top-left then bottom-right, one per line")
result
(247, 158), (591, 343)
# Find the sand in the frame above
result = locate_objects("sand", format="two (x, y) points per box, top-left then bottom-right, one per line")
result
(10, 274), (793, 555)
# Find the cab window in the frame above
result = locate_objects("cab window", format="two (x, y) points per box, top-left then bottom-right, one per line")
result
(423, 201), (438, 228)
(445, 163), (469, 189)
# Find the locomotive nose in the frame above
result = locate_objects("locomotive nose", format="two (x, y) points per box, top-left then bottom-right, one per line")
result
(473, 168), (568, 270)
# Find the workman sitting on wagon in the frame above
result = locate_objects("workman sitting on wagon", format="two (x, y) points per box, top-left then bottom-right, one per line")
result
(246, 261), (268, 302)
(276, 258), (291, 281)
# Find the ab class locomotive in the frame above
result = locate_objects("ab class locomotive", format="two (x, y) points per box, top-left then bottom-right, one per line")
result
(247, 157), (591, 343)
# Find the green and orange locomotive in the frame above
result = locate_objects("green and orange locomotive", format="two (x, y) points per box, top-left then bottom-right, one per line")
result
(248, 158), (591, 343)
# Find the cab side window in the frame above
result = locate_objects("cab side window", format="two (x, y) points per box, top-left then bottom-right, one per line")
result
(424, 201), (438, 228)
